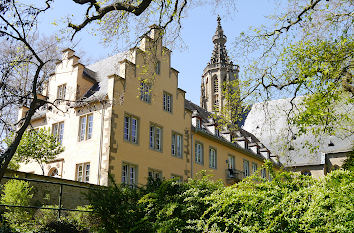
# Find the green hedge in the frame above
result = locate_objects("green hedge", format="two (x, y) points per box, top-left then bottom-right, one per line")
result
(87, 167), (354, 233)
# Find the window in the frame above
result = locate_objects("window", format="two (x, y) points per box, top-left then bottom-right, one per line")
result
(122, 163), (137, 185)
(195, 142), (203, 164)
(252, 163), (258, 174)
(163, 92), (172, 112)
(52, 121), (64, 144)
(155, 60), (161, 75)
(124, 114), (138, 143)
(209, 148), (217, 169)
(215, 128), (220, 137)
(213, 98), (219, 111)
(261, 168), (267, 179)
(171, 174), (183, 183)
(227, 155), (235, 169)
(150, 124), (162, 151)
(196, 118), (201, 129)
(79, 114), (93, 141)
(140, 80), (151, 103)
(171, 132), (183, 158)
(148, 169), (162, 180)
(76, 163), (90, 183)
(57, 84), (66, 103)
(243, 160), (250, 177)
(213, 78), (218, 93)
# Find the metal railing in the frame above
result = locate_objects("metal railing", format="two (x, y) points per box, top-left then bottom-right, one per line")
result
(0, 176), (93, 219)
(225, 169), (244, 182)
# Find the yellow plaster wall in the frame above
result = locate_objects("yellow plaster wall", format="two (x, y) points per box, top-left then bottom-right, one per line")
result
(108, 35), (192, 185)
(192, 132), (265, 184)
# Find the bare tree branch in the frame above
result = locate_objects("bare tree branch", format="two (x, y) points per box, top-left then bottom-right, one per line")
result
(69, 0), (153, 39)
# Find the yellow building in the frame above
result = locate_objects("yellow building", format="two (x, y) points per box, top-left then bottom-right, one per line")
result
(18, 21), (279, 186)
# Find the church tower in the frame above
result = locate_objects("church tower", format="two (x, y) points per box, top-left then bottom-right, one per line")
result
(200, 16), (239, 113)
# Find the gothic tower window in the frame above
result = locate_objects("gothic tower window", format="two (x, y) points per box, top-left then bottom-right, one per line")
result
(213, 77), (219, 93)
(213, 98), (219, 111)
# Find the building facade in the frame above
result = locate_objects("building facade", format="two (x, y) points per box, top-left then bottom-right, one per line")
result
(18, 21), (278, 186)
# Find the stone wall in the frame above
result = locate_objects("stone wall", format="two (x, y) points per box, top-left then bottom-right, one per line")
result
(1, 170), (101, 210)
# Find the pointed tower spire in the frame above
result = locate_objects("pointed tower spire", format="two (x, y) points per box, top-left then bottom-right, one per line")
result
(200, 16), (239, 113)
(210, 16), (230, 65)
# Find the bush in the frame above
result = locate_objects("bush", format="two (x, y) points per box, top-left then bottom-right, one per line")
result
(34, 205), (58, 230)
(38, 220), (87, 233)
(65, 205), (99, 231)
(87, 179), (146, 232)
(0, 178), (35, 232)
(88, 169), (354, 233)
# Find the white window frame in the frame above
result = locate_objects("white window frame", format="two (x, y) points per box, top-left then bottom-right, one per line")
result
(140, 80), (151, 103)
(195, 142), (203, 164)
(171, 132), (183, 158)
(150, 124), (162, 151)
(209, 147), (217, 169)
(79, 114), (93, 141)
(228, 155), (235, 169)
(57, 84), (66, 103)
(163, 92), (172, 113)
(171, 174), (183, 183)
(52, 121), (64, 144)
(124, 114), (138, 144)
(243, 160), (250, 177)
(76, 162), (90, 183)
(122, 163), (137, 185)
(148, 169), (162, 180)
(252, 162), (258, 174)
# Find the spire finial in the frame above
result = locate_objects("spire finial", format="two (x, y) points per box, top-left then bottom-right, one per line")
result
(217, 15), (221, 24)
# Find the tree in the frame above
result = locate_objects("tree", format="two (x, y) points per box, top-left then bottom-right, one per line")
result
(0, 0), (59, 181)
(216, 0), (353, 151)
(5, 128), (64, 175)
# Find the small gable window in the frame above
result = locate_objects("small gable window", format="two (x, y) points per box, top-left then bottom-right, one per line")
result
(196, 118), (201, 129)
(57, 84), (66, 104)
(140, 80), (151, 103)
(163, 92), (172, 112)
(155, 60), (161, 75)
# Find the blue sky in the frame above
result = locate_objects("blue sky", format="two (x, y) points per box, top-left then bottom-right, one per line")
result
(39, 0), (277, 105)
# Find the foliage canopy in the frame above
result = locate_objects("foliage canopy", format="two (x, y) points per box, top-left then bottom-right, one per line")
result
(87, 168), (354, 233)
(5, 128), (64, 175)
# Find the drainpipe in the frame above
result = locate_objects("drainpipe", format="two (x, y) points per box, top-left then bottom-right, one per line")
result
(190, 132), (193, 179)
(97, 101), (105, 185)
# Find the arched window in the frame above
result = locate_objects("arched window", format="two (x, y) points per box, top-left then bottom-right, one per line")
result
(213, 77), (219, 93)
(48, 167), (59, 177)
